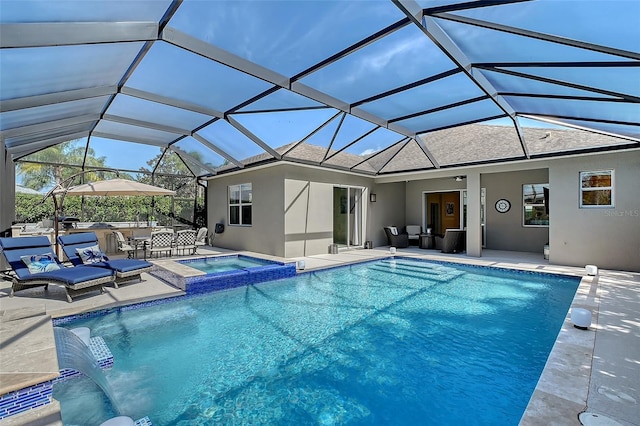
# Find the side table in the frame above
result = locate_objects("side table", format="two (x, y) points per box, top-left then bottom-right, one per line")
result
(419, 234), (435, 249)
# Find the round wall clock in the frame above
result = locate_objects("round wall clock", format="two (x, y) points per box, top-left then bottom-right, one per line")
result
(495, 199), (511, 213)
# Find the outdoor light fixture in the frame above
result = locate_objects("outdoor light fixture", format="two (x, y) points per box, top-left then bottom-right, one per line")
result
(455, 176), (465, 182)
(370, 193), (377, 202)
(571, 308), (592, 330)
(585, 265), (598, 276)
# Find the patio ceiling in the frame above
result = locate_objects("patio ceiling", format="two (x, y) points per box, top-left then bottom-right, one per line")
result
(1, 0), (639, 179)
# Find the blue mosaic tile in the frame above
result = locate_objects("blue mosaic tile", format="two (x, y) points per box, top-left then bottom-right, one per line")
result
(135, 416), (153, 426)
(181, 259), (296, 295)
(90, 336), (114, 369)
(0, 381), (52, 420)
(53, 296), (184, 326)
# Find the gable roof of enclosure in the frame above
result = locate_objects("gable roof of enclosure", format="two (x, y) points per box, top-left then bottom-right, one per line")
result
(1, 0), (639, 179)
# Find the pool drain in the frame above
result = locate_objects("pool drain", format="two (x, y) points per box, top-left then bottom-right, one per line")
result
(597, 386), (636, 405)
(579, 412), (622, 426)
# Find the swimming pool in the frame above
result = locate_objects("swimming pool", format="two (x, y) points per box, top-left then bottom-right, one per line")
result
(181, 255), (272, 273)
(53, 258), (580, 425)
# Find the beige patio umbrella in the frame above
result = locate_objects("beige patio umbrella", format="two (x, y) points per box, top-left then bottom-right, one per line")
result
(63, 178), (176, 197)
(50, 178), (176, 251)
(62, 178), (177, 226)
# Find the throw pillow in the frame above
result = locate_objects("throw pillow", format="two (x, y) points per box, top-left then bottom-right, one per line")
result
(389, 226), (398, 236)
(76, 245), (106, 264)
(21, 253), (61, 274)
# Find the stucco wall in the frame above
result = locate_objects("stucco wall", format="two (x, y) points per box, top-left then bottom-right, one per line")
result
(483, 169), (549, 252)
(281, 172), (407, 254)
(369, 182), (406, 247)
(207, 164), (387, 257)
(207, 167), (286, 257)
(284, 179), (334, 257)
(548, 152), (640, 272)
(281, 165), (379, 257)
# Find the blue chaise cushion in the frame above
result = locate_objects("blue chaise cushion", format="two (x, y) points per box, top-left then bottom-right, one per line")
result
(21, 265), (114, 285)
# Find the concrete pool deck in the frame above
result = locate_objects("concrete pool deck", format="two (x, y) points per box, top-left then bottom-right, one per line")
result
(0, 246), (638, 425)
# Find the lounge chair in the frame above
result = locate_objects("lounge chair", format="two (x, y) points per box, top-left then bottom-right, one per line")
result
(383, 226), (409, 248)
(174, 229), (196, 256)
(57, 232), (152, 287)
(0, 236), (113, 303)
(194, 227), (208, 253)
(435, 229), (466, 253)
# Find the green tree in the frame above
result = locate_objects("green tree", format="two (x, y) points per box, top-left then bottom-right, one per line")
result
(17, 140), (109, 191)
(138, 148), (205, 227)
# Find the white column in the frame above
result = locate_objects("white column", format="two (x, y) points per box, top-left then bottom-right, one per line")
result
(466, 171), (482, 257)
(0, 141), (16, 234)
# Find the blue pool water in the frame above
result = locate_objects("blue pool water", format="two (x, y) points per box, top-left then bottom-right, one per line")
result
(53, 258), (580, 425)
(181, 255), (271, 273)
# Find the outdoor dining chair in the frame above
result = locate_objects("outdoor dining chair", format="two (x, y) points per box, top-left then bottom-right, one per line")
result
(148, 231), (175, 258)
(113, 231), (135, 259)
(194, 227), (208, 253)
(174, 229), (197, 255)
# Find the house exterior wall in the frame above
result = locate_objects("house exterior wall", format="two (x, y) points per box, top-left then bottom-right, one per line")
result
(207, 164), (405, 257)
(548, 152), (640, 272)
(206, 151), (639, 271)
(280, 165), (387, 257)
(405, 171), (549, 253)
(369, 182), (406, 247)
(483, 169), (549, 253)
(207, 167), (286, 257)
(284, 179), (334, 257)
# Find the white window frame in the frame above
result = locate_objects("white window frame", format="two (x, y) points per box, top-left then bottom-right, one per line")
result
(579, 170), (614, 208)
(228, 183), (252, 226)
(522, 183), (549, 227)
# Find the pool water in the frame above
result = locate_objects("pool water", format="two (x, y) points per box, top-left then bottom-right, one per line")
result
(181, 255), (270, 273)
(54, 258), (579, 425)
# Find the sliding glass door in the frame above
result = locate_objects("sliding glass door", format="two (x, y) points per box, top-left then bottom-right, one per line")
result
(333, 186), (364, 248)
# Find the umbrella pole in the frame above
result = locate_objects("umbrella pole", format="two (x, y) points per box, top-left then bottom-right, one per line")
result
(171, 196), (175, 231)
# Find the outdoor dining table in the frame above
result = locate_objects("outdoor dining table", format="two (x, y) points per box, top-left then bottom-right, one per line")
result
(129, 236), (150, 260)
